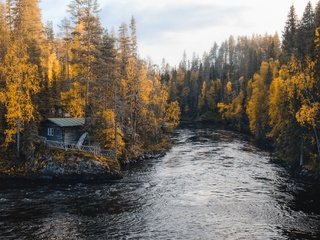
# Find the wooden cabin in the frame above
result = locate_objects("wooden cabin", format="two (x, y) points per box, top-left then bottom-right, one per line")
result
(39, 118), (85, 145)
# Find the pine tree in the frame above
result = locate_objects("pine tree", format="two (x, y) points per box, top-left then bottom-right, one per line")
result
(68, 0), (103, 118)
(59, 18), (73, 81)
(13, 0), (44, 65)
(130, 16), (137, 57)
(92, 30), (119, 150)
(282, 5), (298, 62)
(128, 17), (140, 148)
(118, 23), (130, 78)
(296, 1), (315, 59)
(117, 22), (136, 147)
(314, 0), (320, 28)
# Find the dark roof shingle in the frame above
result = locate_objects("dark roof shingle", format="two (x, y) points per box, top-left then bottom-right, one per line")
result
(47, 118), (85, 127)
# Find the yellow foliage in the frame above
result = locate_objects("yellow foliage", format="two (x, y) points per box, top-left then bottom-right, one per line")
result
(278, 66), (289, 80)
(151, 75), (169, 117)
(218, 91), (244, 120)
(0, 91), (5, 103)
(206, 80), (221, 110)
(0, 41), (39, 144)
(102, 109), (115, 124)
(269, 77), (284, 129)
(68, 23), (85, 79)
(61, 82), (85, 117)
(217, 102), (229, 117)
(246, 74), (269, 139)
(226, 81), (233, 95)
(315, 27), (320, 46)
(259, 61), (269, 79)
(296, 103), (320, 127)
(47, 52), (61, 85)
(165, 101), (181, 130)
(100, 109), (125, 154)
(138, 65), (152, 103)
(268, 71), (298, 145)
(198, 81), (206, 111)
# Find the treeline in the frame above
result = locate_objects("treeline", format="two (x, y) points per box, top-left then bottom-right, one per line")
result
(0, 0), (180, 160)
(163, 1), (320, 169)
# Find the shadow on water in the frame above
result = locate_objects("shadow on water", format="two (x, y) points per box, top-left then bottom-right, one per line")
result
(1, 124), (320, 239)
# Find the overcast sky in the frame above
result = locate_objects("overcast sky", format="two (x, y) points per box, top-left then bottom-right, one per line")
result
(40, 0), (319, 66)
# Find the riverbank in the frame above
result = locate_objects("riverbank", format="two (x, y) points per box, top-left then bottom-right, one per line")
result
(183, 119), (320, 183)
(119, 137), (172, 165)
(0, 136), (172, 182)
(0, 147), (122, 182)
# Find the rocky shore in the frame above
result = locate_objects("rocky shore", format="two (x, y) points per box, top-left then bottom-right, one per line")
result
(0, 149), (122, 183)
(0, 138), (172, 183)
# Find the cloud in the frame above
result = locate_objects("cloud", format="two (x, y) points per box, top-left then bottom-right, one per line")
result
(137, 4), (246, 34)
(99, 2), (247, 41)
(40, 0), (320, 65)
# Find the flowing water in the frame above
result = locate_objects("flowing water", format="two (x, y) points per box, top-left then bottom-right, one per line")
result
(1, 125), (320, 239)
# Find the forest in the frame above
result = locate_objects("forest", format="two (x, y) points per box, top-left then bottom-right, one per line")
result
(0, 0), (180, 162)
(1, 1), (320, 239)
(0, 0), (319, 173)
(161, 1), (320, 171)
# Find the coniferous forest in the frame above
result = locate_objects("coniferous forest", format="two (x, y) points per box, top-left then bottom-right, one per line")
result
(0, 0), (180, 164)
(1, 1), (320, 239)
(162, 1), (320, 171)
(0, 0), (319, 174)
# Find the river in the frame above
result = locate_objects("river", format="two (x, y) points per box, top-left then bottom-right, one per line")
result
(1, 125), (320, 239)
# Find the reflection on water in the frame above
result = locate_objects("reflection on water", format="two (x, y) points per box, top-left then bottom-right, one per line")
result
(1, 125), (320, 239)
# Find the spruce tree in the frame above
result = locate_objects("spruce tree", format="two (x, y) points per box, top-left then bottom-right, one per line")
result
(59, 18), (73, 81)
(315, 0), (320, 28)
(296, 1), (315, 59)
(68, 0), (103, 118)
(130, 16), (137, 57)
(92, 30), (118, 148)
(13, 0), (43, 65)
(282, 5), (298, 62)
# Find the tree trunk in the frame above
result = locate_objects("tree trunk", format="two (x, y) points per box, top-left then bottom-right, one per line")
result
(17, 119), (21, 159)
(114, 82), (118, 163)
(299, 139), (304, 167)
(313, 127), (320, 161)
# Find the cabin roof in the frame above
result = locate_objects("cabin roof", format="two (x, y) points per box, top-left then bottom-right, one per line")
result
(47, 118), (85, 127)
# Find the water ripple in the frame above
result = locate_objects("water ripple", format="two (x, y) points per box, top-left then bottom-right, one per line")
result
(1, 126), (320, 239)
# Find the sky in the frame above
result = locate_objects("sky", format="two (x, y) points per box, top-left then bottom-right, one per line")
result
(40, 0), (319, 66)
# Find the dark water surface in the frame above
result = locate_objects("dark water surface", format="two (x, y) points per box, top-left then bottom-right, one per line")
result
(1, 126), (320, 239)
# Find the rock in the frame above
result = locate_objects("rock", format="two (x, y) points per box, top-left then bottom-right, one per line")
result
(0, 151), (124, 182)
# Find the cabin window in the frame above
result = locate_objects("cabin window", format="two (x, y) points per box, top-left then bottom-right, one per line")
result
(47, 128), (54, 136)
